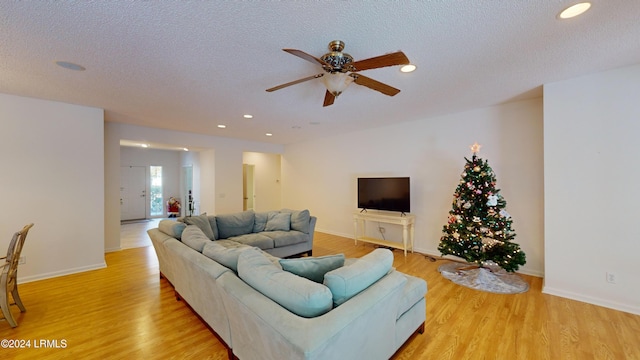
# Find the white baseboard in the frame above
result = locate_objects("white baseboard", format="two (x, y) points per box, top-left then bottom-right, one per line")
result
(543, 286), (640, 315)
(315, 229), (544, 277)
(104, 246), (122, 253)
(17, 262), (107, 285)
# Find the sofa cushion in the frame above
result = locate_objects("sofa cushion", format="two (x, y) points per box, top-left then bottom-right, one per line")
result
(216, 210), (255, 239)
(181, 225), (211, 252)
(397, 274), (428, 320)
(253, 211), (269, 233)
(238, 248), (333, 318)
(323, 248), (394, 306)
(202, 240), (251, 272)
(182, 214), (216, 240)
(206, 215), (219, 240)
(279, 254), (345, 283)
(264, 212), (291, 231)
(262, 230), (307, 247)
(158, 219), (186, 239)
(281, 209), (311, 234)
(227, 233), (274, 249)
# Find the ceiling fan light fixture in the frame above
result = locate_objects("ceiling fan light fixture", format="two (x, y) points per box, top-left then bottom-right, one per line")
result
(322, 72), (354, 96)
(400, 64), (416, 73)
(558, 2), (591, 19)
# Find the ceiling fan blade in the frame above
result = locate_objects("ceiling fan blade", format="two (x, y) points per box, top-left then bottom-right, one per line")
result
(266, 73), (324, 92)
(323, 90), (336, 107)
(349, 51), (410, 72)
(283, 49), (328, 66)
(351, 74), (401, 96)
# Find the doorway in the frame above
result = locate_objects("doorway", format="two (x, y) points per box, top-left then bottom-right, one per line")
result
(120, 166), (146, 220)
(243, 164), (255, 211)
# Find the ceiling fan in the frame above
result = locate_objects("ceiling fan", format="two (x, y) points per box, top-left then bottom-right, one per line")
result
(266, 40), (411, 107)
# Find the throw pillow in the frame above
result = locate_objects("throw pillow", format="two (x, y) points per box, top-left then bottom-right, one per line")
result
(323, 248), (394, 306)
(238, 248), (333, 318)
(206, 215), (219, 240)
(281, 209), (311, 233)
(253, 211), (269, 232)
(216, 210), (255, 239)
(279, 254), (345, 283)
(181, 225), (211, 252)
(182, 214), (216, 240)
(264, 212), (291, 231)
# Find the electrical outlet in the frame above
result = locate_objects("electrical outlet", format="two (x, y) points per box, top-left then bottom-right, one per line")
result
(606, 272), (616, 284)
(378, 227), (386, 234)
(19, 256), (26, 265)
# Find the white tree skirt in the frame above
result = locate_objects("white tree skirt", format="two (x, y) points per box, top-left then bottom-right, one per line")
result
(438, 261), (529, 294)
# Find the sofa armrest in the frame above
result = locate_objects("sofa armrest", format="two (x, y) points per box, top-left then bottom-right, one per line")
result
(218, 270), (407, 360)
(308, 216), (317, 235)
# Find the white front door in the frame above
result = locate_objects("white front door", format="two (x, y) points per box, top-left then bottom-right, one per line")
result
(120, 166), (146, 220)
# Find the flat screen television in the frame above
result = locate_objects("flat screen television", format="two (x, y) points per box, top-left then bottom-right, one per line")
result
(357, 177), (410, 213)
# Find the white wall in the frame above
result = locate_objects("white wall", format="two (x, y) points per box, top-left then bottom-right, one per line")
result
(543, 64), (640, 315)
(243, 152), (282, 211)
(0, 93), (105, 282)
(104, 122), (283, 250)
(282, 98), (544, 277)
(120, 147), (181, 218)
(180, 150), (201, 216)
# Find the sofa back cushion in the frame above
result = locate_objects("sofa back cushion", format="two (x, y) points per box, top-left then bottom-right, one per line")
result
(280, 209), (311, 233)
(216, 210), (255, 239)
(323, 248), (394, 306)
(182, 214), (216, 240)
(279, 254), (345, 283)
(158, 219), (187, 239)
(238, 248), (333, 318)
(181, 225), (211, 252)
(264, 212), (291, 231)
(202, 241), (251, 273)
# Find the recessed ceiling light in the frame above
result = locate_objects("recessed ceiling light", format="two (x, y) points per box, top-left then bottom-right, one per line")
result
(265, 133), (273, 137)
(140, 144), (149, 148)
(400, 64), (416, 73)
(55, 61), (86, 71)
(243, 114), (253, 119)
(182, 148), (189, 152)
(558, 2), (591, 19)
(217, 125), (226, 128)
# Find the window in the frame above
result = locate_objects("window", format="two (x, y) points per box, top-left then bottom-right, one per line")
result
(150, 166), (163, 216)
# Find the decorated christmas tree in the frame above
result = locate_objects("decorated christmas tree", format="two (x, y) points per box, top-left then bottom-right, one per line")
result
(438, 143), (526, 272)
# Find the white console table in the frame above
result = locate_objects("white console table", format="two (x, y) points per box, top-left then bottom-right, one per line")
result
(353, 211), (415, 256)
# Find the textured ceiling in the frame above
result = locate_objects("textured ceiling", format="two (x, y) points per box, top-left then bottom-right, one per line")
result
(2, 1), (640, 145)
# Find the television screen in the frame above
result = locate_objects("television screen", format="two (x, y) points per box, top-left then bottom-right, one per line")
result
(357, 177), (410, 213)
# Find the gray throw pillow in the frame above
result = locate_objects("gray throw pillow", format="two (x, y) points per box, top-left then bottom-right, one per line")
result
(280, 254), (345, 283)
(265, 212), (291, 231)
(182, 214), (215, 240)
(253, 211), (269, 232)
(281, 209), (311, 233)
(206, 215), (219, 240)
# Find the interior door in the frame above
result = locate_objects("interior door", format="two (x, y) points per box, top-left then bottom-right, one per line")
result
(243, 164), (255, 211)
(120, 166), (147, 220)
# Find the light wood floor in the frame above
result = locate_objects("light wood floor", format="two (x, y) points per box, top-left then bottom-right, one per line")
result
(1, 232), (639, 359)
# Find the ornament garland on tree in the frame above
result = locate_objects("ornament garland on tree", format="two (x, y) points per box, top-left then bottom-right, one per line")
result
(438, 142), (526, 272)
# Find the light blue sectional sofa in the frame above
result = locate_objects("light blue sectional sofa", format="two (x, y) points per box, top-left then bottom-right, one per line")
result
(147, 209), (427, 360)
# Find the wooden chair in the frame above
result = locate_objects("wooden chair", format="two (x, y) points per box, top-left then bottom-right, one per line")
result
(0, 223), (33, 328)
